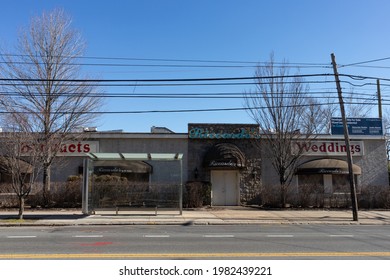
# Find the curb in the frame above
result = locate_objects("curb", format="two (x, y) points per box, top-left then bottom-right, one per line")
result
(2, 209), (390, 227)
(1, 219), (389, 227)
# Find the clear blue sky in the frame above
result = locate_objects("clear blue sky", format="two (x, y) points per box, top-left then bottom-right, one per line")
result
(1, 0), (390, 132)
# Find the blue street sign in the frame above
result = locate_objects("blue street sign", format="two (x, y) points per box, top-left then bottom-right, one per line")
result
(331, 118), (383, 135)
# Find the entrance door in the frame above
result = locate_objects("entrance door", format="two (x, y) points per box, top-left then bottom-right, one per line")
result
(211, 170), (239, 206)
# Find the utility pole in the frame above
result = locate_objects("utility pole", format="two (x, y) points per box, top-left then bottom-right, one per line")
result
(331, 53), (359, 221)
(377, 79), (382, 119)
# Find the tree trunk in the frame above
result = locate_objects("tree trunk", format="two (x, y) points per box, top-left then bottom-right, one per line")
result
(279, 173), (288, 208)
(42, 163), (51, 206)
(18, 196), (24, 220)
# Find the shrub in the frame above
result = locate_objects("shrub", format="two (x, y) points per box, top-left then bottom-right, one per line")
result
(296, 184), (325, 208)
(27, 184), (81, 208)
(184, 181), (211, 208)
(358, 185), (390, 209)
(255, 185), (282, 208)
(0, 183), (18, 208)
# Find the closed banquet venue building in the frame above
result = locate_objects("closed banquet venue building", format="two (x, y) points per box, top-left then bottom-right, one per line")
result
(186, 123), (388, 206)
(0, 123), (388, 209)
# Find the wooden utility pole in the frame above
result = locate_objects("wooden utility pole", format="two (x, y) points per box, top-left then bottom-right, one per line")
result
(331, 53), (359, 221)
(377, 79), (382, 119)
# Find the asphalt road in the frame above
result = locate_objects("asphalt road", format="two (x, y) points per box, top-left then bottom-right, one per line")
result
(1, 224), (390, 259)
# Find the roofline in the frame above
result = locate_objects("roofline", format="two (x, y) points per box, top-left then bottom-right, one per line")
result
(306, 134), (387, 140)
(0, 131), (386, 140)
(81, 132), (188, 139)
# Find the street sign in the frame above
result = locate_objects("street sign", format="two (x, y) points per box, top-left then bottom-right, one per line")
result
(331, 118), (383, 135)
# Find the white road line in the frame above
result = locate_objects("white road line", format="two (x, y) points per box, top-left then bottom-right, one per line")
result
(267, 235), (294, 238)
(203, 235), (235, 238)
(7, 236), (37, 239)
(329, 235), (354, 237)
(72, 235), (104, 238)
(143, 235), (170, 238)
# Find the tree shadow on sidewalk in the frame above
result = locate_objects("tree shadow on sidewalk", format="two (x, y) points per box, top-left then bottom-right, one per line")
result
(0, 213), (88, 221)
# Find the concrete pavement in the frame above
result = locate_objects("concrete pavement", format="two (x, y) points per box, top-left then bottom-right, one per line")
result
(1, 207), (390, 226)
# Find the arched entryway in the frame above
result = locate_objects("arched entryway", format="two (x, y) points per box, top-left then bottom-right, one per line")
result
(203, 143), (246, 206)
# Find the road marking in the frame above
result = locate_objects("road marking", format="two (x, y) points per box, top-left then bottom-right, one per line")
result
(7, 236), (37, 239)
(73, 235), (103, 238)
(203, 235), (235, 238)
(329, 235), (354, 237)
(143, 235), (170, 238)
(2, 251), (390, 259)
(267, 235), (294, 238)
(80, 241), (113, 246)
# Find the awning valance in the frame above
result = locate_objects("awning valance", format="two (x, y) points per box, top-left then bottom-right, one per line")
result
(297, 159), (361, 175)
(94, 160), (152, 174)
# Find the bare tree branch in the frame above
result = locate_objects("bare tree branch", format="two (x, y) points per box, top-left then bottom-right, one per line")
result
(0, 115), (43, 219)
(244, 53), (327, 206)
(0, 9), (103, 202)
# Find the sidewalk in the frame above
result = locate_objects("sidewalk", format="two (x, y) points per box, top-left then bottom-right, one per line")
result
(1, 207), (390, 226)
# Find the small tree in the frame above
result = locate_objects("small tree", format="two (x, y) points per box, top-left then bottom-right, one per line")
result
(383, 108), (390, 161)
(0, 116), (42, 219)
(244, 54), (327, 207)
(0, 9), (102, 203)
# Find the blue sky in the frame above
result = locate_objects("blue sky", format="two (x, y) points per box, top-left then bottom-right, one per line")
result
(1, 0), (390, 132)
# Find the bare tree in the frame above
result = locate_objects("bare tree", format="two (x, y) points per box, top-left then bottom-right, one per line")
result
(317, 94), (339, 134)
(244, 54), (326, 207)
(382, 108), (390, 161)
(0, 115), (43, 219)
(344, 88), (374, 118)
(0, 9), (102, 203)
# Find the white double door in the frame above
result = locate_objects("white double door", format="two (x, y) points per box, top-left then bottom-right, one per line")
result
(211, 170), (239, 206)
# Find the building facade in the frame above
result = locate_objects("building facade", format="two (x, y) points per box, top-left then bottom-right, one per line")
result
(187, 123), (262, 205)
(1, 123), (388, 208)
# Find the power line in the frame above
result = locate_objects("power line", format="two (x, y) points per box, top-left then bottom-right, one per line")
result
(0, 53), (331, 68)
(0, 61), (258, 69)
(340, 74), (390, 83)
(2, 73), (389, 86)
(0, 73), (331, 83)
(340, 65), (390, 69)
(0, 81), (336, 88)
(1, 101), (379, 115)
(0, 74), (335, 89)
(0, 90), (377, 99)
(340, 56), (390, 67)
